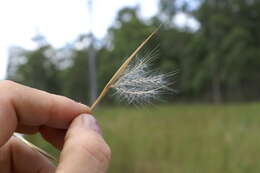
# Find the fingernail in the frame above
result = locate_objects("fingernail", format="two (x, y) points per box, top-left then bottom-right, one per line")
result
(80, 114), (102, 135)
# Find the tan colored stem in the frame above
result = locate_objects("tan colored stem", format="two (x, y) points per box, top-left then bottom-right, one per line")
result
(90, 27), (159, 111)
(13, 134), (57, 162)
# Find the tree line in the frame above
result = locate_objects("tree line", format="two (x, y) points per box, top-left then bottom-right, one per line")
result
(7, 0), (260, 104)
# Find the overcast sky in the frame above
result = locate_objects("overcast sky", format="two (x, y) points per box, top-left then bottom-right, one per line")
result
(0, 0), (198, 80)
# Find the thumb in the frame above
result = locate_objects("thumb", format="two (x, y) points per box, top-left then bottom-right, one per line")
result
(56, 114), (111, 173)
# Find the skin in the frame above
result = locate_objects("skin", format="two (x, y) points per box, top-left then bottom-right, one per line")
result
(0, 80), (111, 173)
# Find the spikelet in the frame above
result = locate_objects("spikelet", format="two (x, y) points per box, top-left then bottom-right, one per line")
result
(111, 54), (176, 105)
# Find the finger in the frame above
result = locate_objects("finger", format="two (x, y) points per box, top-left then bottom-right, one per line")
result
(0, 80), (90, 127)
(0, 137), (55, 173)
(0, 80), (90, 146)
(57, 114), (111, 173)
(40, 126), (66, 150)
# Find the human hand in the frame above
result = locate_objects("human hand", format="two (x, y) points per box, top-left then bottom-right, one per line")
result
(0, 80), (111, 173)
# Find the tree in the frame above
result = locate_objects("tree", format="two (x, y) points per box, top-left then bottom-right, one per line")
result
(195, 0), (260, 101)
(62, 49), (90, 103)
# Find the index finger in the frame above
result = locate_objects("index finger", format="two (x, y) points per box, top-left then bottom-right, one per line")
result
(0, 80), (90, 146)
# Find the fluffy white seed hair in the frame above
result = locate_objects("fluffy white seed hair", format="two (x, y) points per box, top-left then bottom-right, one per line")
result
(111, 49), (176, 105)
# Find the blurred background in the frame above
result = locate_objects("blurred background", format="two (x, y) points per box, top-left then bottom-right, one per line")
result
(1, 0), (260, 172)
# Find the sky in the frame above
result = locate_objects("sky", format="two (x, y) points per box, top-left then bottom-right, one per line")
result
(0, 0), (198, 80)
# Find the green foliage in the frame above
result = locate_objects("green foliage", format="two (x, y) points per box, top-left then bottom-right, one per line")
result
(194, 0), (260, 101)
(106, 7), (156, 73)
(12, 45), (61, 93)
(62, 48), (90, 104)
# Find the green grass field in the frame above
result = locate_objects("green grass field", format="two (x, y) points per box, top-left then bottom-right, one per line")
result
(27, 103), (260, 173)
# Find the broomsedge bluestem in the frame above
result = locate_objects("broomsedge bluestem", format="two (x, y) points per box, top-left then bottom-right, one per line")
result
(90, 27), (176, 111)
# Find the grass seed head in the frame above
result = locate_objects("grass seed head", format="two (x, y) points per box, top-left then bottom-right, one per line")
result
(112, 53), (176, 105)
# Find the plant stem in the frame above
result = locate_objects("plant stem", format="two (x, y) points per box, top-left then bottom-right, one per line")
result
(13, 134), (57, 162)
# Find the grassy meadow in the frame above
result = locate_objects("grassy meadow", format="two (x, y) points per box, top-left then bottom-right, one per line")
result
(27, 103), (260, 173)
